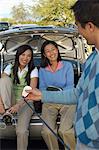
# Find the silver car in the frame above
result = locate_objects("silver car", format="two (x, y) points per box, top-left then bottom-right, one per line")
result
(0, 25), (86, 140)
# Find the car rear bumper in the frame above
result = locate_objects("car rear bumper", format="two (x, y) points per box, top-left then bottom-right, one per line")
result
(0, 114), (42, 139)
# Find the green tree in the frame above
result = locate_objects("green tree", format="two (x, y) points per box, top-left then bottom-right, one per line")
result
(31, 0), (76, 26)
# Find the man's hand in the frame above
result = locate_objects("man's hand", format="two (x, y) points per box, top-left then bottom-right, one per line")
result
(25, 88), (42, 101)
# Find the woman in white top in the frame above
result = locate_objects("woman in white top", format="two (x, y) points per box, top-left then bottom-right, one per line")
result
(0, 45), (38, 150)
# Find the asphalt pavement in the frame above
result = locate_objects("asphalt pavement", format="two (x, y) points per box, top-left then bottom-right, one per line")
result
(0, 139), (48, 150)
(0, 138), (64, 150)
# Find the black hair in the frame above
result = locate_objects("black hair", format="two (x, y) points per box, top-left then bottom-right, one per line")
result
(12, 45), (35, 85)
(71, 0), (99, 28)
(40, 40), (61, 68)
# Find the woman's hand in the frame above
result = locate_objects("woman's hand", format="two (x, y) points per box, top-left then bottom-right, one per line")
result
(8, 104), (20, 113)
(25, 88), (42, 101)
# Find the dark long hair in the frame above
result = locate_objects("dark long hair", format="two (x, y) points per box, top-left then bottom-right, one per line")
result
(40, 40), (61, 68)
(12, 45), (35, 85)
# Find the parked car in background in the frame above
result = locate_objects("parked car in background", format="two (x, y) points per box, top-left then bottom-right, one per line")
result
(0, 25), (87, 140)
(0, 22), (10, 32)
(9, 24), (38, 30)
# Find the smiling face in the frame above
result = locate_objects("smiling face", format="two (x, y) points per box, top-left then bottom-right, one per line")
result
(44, 44), (58, 63)
(19, 49), (32, 69)
(76, 21), (96, 45)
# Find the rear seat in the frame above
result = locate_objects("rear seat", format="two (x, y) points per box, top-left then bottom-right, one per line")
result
(2, 56), (82, 121)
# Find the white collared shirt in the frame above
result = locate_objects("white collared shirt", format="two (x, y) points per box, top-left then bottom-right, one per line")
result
(4, 64), (38, 78)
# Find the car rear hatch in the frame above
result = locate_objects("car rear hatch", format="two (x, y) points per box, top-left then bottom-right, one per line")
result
(0, 25), (86, 139)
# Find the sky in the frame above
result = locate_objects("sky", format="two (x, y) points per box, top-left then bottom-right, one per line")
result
(0, 0), (38, 18)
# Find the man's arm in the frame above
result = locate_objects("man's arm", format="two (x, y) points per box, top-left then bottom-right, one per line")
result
(25, 87), (78, 105)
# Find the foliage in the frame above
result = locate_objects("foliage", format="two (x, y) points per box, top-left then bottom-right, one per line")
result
(31, 0), (76, 26)
(11, 2), (31, 23)
(0, 0), (76, 26)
